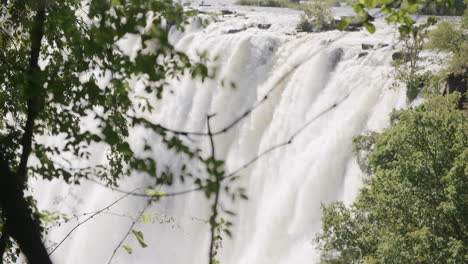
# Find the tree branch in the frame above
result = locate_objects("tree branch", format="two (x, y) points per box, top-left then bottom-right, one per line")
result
(47, 185), (149, 256)
(0, 2), (52, 263)
(17, 0), (47, 184)
(0, 155), (52, 264)
(106, 200), (152, 264)
(131, 44), (327, 138)
(0, 225), (8, 264)
(207, 115), (221, 264)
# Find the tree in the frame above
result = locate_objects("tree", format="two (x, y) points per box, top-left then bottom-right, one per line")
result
(426, 14), (468, 74)
(297, 0), (335, 32)
(392, 17), (438, 101)
(315, 94), (467, 263)
(338, 0), (457, 33)
(419, 0), (466, 16)
(0, 0), (210, 263)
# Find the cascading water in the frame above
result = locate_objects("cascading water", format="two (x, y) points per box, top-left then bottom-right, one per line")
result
(31, 2), (408, 264)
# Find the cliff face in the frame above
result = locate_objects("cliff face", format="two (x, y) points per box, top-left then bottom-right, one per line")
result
(445, 71), (467, 113)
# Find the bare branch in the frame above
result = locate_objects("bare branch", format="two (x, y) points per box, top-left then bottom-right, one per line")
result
(131, 45), (325, 138)
(107, 200), (152, 264)
(47, 185), (151, 256)
(224, 94), (348, 180)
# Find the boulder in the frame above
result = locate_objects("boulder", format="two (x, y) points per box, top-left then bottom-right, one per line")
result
(226, 28), (247, 34)
(444, 72), (467, 110)
(257, 24), (271, 30)
(362, 44), (374, 50)
(392, 51), (411, 62)
(358, 52), (368, 58)
(378, 43), (389, 48)
(221, 9), (234, 15)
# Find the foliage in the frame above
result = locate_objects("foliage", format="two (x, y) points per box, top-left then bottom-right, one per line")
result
(426, 17), (468, 74)
(0, 0), (217, 263)
(316, 94), (468, 264)
(419, 0), (466, 16)
(235, 0), (299, 8)
(336, 0), (458, 33)
(352, 131), (378, 175)
(297, 0), (335, 32)
(392, 17), (438, 101)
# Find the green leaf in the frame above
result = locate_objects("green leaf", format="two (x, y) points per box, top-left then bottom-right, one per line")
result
(362, 0), (377, 8)
(354, 4), (367, 16)
(407, 2), (419, 13)
(123, 245), (132, 254)
(336, 18), (350, 31)
(145, 189), (157, 197)
(110, 0), (121, 7)
(132, 230), (148, 248)
(364, 21), (376, 33)
(145, 189), (165, 197)
(142, 215), (151, 223)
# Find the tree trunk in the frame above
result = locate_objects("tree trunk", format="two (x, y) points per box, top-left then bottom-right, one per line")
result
(0, 1), (53, 263)
(0, 157), (52, 264)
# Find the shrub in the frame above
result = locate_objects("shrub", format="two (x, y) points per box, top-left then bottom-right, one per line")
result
(426, 19), (468, 74)
(235, 0), (297, 8)
(296, 1), (334, 32)
(419, 0), (466, 16)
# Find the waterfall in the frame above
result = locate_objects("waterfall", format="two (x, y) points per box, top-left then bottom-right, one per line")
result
(31, 4), (408, 264)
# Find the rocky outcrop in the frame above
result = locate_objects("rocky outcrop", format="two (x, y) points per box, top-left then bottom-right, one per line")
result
(378, 43), (389, 48)
(226, 28), (247, 34)
(221, 9), (234, 15)
(358, 52), (368, 58)
(257, 24), (271, 30)
(444, 72), (467, 111)
(361, 44), (374, 50)
(392, 52), (411, 62)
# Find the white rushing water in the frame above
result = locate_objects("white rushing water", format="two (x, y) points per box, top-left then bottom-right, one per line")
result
(32, 2), (409, 264)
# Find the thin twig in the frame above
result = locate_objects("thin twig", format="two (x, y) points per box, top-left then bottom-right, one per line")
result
(47, 185), (151, 256)
(223, 94), (349, 181)
(86, 96), (349, 201)
(85, 177), (203, 198)
(131, 44), (330, 138)
(107, 200), (152, 264)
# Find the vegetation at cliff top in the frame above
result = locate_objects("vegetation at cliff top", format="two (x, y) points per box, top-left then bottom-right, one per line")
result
(316, 93), (468, 264)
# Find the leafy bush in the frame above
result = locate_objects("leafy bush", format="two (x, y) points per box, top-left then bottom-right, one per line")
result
(392, 17), (438, 101)
(426, 19), (468, 74)
(235, 0), (297, 8)
(316, 94), (468, 264)
(419, 0), (466, 16)
(296, 1), (334, 32)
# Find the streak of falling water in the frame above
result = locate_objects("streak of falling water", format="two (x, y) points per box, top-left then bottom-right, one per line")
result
(31, 6), (408, 264)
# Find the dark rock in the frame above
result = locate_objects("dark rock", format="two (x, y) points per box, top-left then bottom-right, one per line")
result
(346, 21), (363, 31)
(257, 24), (271, 30)
(392, 51), (410, 62)
(358, 52), (368, 58)
(362, 44), (374, 50)
(378, 43), (389, 48)
(221, 9), (234, 15)
(444, 72), (467, 110)
(226, 28), (247, 34)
